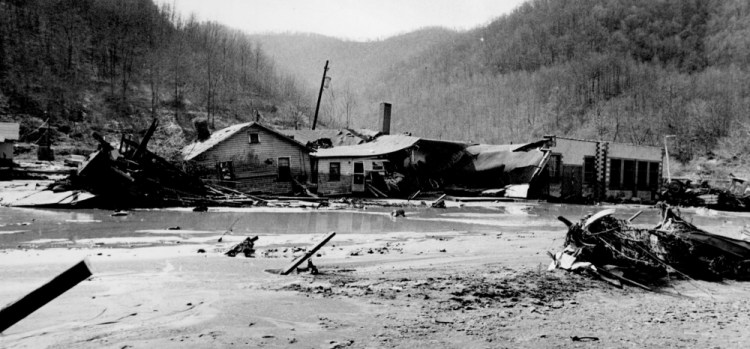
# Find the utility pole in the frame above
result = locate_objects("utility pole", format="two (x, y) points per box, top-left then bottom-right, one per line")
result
(312, 60), (329, 130)
(664, 135), (675, 183)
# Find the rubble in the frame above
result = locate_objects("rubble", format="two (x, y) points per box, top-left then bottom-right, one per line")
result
(661, 176), (750, 212)
(225, 236), (258, 257)
(6, 119), (259, 208)
(550, 203), (750, 287)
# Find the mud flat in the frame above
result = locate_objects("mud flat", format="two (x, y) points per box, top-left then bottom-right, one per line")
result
(2, 205), (750, 348)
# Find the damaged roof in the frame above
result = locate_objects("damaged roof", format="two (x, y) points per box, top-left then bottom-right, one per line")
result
(465, 142), (550, 172)
(312, 134), (420, 158)
(181, 122), (307, 161)
(279, 128), (380, 147)
(0, 122), (20, 142)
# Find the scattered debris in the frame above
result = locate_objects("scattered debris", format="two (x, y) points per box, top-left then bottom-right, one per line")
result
(390, 209), (406, 217)
(111, 210), (128, 217)
(296, 259), (319, 275)
(225, 236), (258, 257)
(551, 204), (750, 287)
(431, 194), (447, 208)
(281, 232), (336, 275)
(662, 176), (750, 212)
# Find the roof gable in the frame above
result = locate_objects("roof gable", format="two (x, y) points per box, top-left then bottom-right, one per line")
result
(181, 122), (308, 161)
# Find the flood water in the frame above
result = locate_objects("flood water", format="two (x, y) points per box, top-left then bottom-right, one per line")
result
(2, 202), (750, 249)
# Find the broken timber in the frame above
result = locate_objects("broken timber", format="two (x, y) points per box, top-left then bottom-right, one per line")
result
(281, 232), (336, 275)
(0, 258), (93, 333)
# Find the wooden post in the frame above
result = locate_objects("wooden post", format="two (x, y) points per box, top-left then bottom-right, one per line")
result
(311, 60), (329, 130)
(0, 258), (93, 333)
(281, 232), (336, 275)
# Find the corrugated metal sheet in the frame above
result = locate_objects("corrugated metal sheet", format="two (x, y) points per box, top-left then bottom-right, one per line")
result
(181, 122), (307, 161)
(0, 123), (20, 142)
(312, 135), (420, 158)
(465, 143), (548, 172)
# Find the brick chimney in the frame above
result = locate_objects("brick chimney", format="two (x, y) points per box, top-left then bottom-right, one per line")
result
(379, 102), (391, 135)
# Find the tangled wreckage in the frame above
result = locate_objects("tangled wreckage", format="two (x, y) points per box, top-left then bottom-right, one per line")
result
(6, 120), (258, 208)
(550, 204), (750, 289)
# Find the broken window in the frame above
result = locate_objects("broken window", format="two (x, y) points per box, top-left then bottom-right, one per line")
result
(329, 162), (341, 182)
(623, 160), (636, 190)
(248, 132), (259, 144)
(583, 156), (596, 184)
(371, 161), (384, 171)
(609, 159), (621, 190)
(649, 162), (661, 189)
(548, 154), (562, 181)
(637, 161), (649, 190)
(216, 161), (235, 181)
(277, 157), (291, 181)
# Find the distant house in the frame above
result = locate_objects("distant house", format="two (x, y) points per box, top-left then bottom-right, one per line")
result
(540, 136), (663, 202)
(0, 122), (20, 166)
(181, 122), (312, 194)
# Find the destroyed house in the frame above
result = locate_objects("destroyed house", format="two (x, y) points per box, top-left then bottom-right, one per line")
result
(541, 136), (663, 202)
(0, 122), (19, 166)
(181, 122), (312, 194)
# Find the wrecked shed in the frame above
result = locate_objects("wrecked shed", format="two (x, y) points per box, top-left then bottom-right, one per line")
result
(181, 122), (312, 195)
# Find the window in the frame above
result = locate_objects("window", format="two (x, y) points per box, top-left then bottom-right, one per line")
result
(372, 161), (384, 171)
(277, 157), (291, 181)
(248, 132), (259, 144)
(583, 156), (596, 184)
(329, 162), (341, 181)
(548, 154), (562, 181)
(649, 162), (661, 189)
(216, 161), (235, 180)
(609, 159), (621, 190)
(623, 160), (636, 190)
(637, 161), (649, 190)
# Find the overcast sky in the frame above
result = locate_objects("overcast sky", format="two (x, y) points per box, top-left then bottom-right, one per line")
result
(161, 0), (528, 41)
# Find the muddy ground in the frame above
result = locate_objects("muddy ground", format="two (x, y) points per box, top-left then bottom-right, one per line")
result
(2, 199), (750, 348)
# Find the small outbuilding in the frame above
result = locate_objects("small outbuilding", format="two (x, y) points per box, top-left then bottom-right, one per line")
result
(0, 122), (20, 166)
(181, 122), (312, 195)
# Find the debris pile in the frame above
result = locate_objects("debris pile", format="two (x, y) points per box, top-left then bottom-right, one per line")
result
(661, 176), (750, 212)
(225, 236), (258, 257)
(550, 204), (750, 288)
(15, 119), (258, 208)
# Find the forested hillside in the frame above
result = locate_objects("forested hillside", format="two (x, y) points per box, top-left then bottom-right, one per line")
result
(0, 0), (311, 157)
(362, 0), (750, 164)
(251, 28), (459, 128)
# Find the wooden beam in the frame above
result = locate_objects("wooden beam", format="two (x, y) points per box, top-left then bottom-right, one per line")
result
(0, 258), (93, 333)
(281, 232), (336, 275)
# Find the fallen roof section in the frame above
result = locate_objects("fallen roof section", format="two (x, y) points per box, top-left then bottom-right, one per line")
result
(312, 134), (421, 158)
(279, 128), (380, 147)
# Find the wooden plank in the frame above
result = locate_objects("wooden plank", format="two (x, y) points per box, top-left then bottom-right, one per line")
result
(0, 258), (93, 333)
(281, 232), (336, 275)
